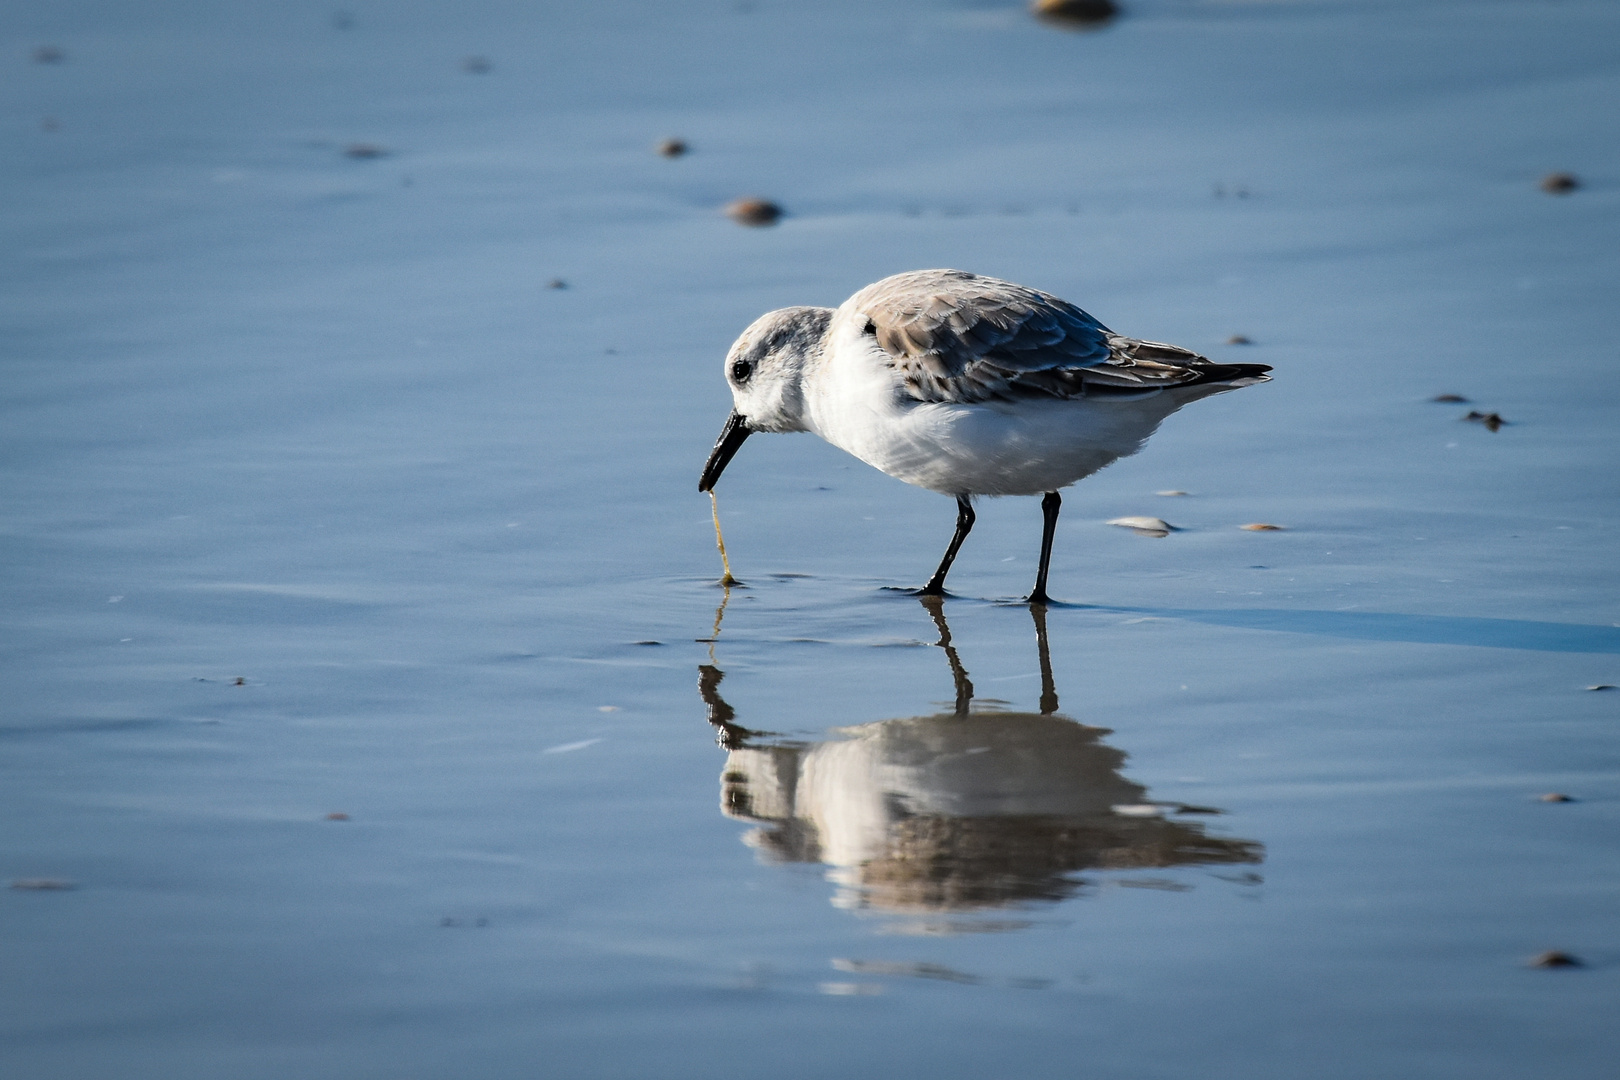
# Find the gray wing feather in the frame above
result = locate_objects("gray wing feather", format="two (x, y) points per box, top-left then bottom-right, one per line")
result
(853, 269), (1233, 404)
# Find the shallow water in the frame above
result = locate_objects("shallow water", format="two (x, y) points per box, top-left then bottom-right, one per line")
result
(4, 1), (1618, 1077)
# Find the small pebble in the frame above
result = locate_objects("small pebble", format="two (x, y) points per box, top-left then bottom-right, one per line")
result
(11, 878), (76, 890)
(1156, 490), (1190, 497)
(633, 640), (664, 646)
(1528, 950), (1582, 968)
(725, 197), (783, 227)
(655, 137), (688, 158)
(545, 278), (567, 290)
(1583, 684), (1614, 692)
(1463, 410), (1505, 432)
(1106, 516), (1173, 537)
(344, 143), (388, 159)
(325, 811), (350, 820)
(233, 676), (246, 686)
(1240, 523), (1284, 531)
(1031, 0), (1121, 30)
(1225, 335), (1252, 346)
(461, 55), (491, 74)
(1539, 172), (1579, 195)
(1539, 793), (1574, 803)
(33, 45), (65, 64)
(1431, 393), (1469, 403)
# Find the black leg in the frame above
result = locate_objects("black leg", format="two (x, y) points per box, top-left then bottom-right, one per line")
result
(919, 496), (975, 596)
(1028, 491), (1061, 605)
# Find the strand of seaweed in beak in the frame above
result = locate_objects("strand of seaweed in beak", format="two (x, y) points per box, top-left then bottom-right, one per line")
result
(709, 490), (738, 587)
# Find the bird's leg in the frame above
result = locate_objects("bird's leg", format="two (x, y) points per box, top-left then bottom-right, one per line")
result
(919, 496), (975, 596)
(1028, 491), (1061, 605)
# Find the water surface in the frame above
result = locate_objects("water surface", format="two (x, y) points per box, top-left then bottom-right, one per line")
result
(3, 1), (1618, 1077)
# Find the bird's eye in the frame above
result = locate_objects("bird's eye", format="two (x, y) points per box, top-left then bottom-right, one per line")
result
(731, 359), (753, 382)
(862, 319), (877, 335)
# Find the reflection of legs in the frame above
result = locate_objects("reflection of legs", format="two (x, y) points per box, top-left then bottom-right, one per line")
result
(1031, 602), (1059, 716)
(1029, 491), (1061, 605)
(698, 662), (769, 749)
(919, 496), (975, 596)
(920, 594), (973, 716)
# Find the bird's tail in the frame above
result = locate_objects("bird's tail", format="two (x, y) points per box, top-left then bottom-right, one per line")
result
(1185, 362), (1272, 387)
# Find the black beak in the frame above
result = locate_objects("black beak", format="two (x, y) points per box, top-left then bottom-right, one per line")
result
(698, 410), (751, 492)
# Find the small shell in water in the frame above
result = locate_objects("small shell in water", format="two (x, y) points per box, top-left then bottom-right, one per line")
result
(1107, 516), (1173, 537)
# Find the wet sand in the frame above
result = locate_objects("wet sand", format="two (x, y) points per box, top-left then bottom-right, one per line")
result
(3, 2), (1617, 1077)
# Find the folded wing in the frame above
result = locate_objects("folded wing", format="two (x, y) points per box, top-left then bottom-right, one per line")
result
(852, 269), (1269, 404)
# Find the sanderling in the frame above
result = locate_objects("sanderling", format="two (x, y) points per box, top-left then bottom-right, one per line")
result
(699, 269), (1270, 602)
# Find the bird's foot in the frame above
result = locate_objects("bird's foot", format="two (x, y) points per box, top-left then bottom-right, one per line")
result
(881, 581), (952, 597)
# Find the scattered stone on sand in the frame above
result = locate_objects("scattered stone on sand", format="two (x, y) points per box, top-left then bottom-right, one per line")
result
(33, 45), (65, 64)
(633, 640), (664, 646)
(1539, 793), (1575, 803)
(461, 55), (491, 74)
(1240, 523), (1284, 531)
(1431, 393), (1469, 403)
(1585, 684), (1616, 692)
(325, 811), (350, 820)
(1539, 172), (1579, 195)
(1528, 950), (1583, 968)
(1031, 0), (1121, 31)
(233, 676), (246, 685)
(344, 143), (388, 159)
(545, 278), (567, 290)
(1156, 490), (1190, 497)
(1226, 335), (1252, 345)
(1107, 516), (1173, 537)
(725, 197), (782, 226)
(1463, 410), (1505, 431)
(656, 137), (688, 158)
(11, 878), (76, 890)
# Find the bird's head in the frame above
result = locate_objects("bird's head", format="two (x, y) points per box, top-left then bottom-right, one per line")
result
(699, 306), (832, 492)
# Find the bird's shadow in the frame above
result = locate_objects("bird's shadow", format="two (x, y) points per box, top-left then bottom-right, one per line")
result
(872, 584), (1620, 654)
(1099, 605), (1620, 655)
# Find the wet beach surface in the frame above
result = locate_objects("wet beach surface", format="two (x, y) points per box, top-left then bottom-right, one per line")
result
(4, 1), (1618, 1077)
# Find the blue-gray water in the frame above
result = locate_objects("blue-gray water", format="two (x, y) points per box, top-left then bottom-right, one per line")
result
(4, 1), (1617, 1077)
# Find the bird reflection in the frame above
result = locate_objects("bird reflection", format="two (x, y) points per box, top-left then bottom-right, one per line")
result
(699, 597), (1262, 919)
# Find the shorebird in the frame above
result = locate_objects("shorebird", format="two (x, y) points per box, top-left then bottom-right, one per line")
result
(698, 269), (1270, 602)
